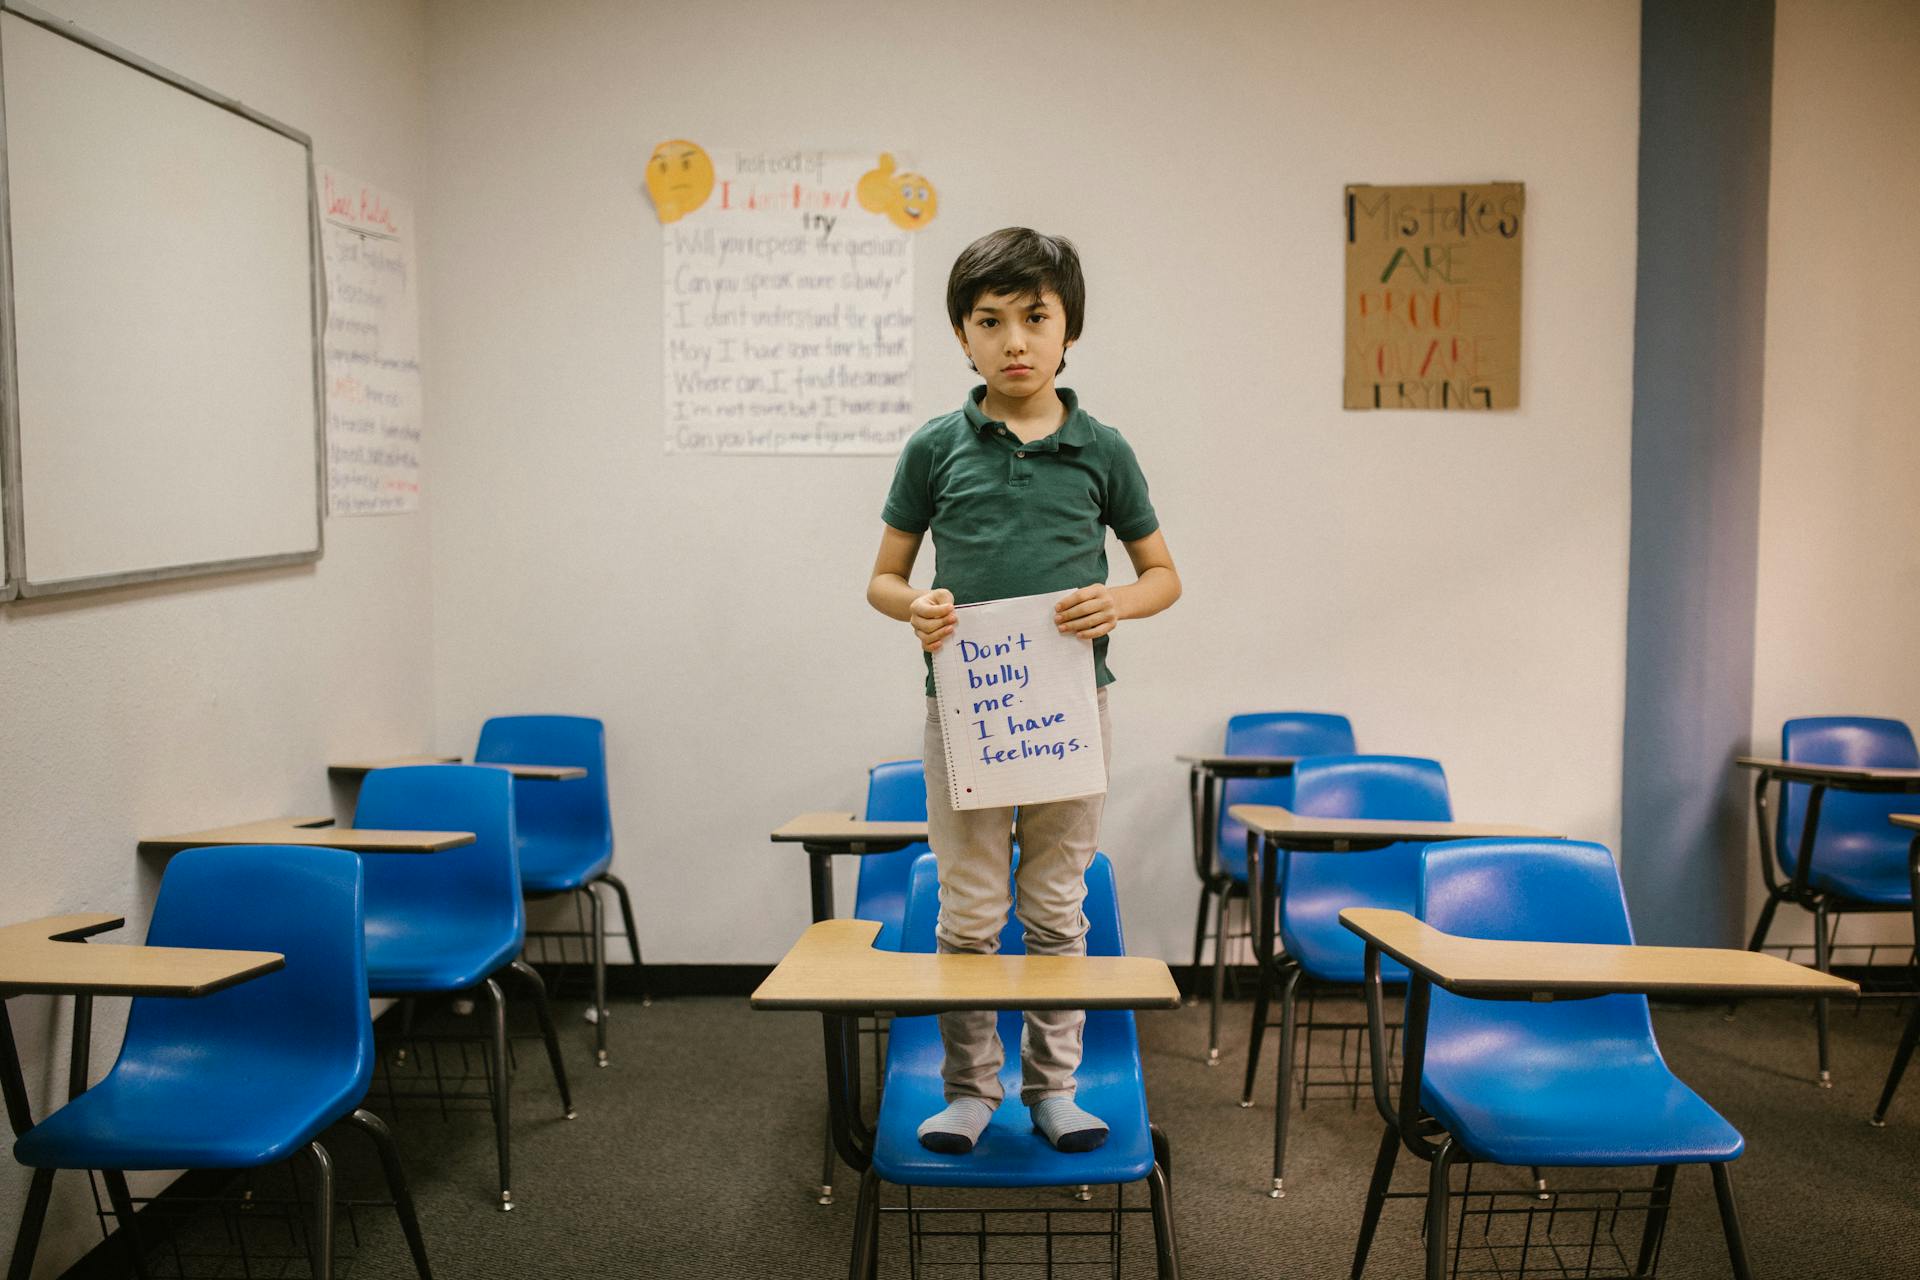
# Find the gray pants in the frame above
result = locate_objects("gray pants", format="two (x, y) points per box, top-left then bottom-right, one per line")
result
(923, 689), (1112, 1107)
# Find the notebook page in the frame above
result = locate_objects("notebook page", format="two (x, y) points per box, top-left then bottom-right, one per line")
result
(930, 591), (1108, 810)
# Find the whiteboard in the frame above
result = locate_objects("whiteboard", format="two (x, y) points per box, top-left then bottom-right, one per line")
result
(0, 6), (323, 597)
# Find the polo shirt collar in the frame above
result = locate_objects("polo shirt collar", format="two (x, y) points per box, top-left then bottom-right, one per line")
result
(963, 385), (1095, 448)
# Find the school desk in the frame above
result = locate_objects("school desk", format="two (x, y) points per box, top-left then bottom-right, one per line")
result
(1178, 754), (1301, 1060)
(1, 914), (282, 1279)
(770, 812), (930, 923)
(750, 919), (1179, 1172)
(138, 817), (475, 857)
(1731, 755), (1920, 906)
(327, 756), (586, 781)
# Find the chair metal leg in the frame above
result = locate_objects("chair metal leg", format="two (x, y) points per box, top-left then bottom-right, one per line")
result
(1633, 1165), (1677, 1277)
(847, 1166), (880, 1280)
(7, 1167), (54, 1280)
(1350, 1124), (1400, 1279)
(1269, 966), (1303, 1198)
(1150, 1123), (1173, 1185)
(1148, 1161), (1181, 1279)
(348, 1108), (433, 1279)
(598, 872), (650, 1006)
(1188, 884), (1212, 1001)
(510, 958), (577, 1118)
(1208, 888), (1231, 1065)
(101, 1170), (150, 1280)
(1745, 892), (1780, 953)
(819, 1109), (837, 1204)
(301, 1141), (336, 1280)
(482, 977), (514, 1210)
(1813, 901), (1834, 1087)
(586, 886), (610, 1067)
(1710, 1163), (1753, 1280)
(1240, 943), (1274, 1108)
(1425, 1140), (1457, 1280)
(1871, 998), (1920, 1125)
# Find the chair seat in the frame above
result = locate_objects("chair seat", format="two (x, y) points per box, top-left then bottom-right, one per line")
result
(365, 914), (520, 994)
(873, 1010), (1154, 1188)
(1279, 873), (1412, 985)
(1422, 1016), (1744, 1167)
(14, 1059), (362, 1171)
(853, 889), (907, 952)
(1216, 815), (1253, 885)
(1801, 832), (1914, 905)
(517, 833), (613, 894)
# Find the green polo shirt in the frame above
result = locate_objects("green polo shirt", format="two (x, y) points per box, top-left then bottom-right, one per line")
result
(882, 386), (1160, 693)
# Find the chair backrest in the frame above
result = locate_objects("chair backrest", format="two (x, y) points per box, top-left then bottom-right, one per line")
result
(852, 759), (932, 940)
(1278, 755), (1450, 939)
(353, 764), (524, 944)
(899, 849), (1125, 959)
(474, 715), (612, 858)
(120, 845), (372, 1098)
(1777, 716), (1919, 877)
(1219, 710), (1354, 821)
(1418, 839), (1657, 1058)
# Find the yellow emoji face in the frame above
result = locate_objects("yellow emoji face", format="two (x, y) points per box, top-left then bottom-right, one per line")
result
(646, 139), (714, 224)
(885, 172), (937, 231)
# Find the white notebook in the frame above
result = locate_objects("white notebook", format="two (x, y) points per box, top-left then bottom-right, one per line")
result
(930, 591), (1108, 810)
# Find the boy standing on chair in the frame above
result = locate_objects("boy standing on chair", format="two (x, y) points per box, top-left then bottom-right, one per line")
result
(865, 228), (1181, 1154)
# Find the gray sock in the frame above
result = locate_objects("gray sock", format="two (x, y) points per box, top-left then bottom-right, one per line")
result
(1030, 1097), (1108, 1153)
(917, 1098), (995, 1154)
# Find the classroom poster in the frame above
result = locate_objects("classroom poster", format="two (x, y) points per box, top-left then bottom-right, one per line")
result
(318, 166), (423, 513)
(654, 146), (930, 455)
(1343, 183), (1523, 411)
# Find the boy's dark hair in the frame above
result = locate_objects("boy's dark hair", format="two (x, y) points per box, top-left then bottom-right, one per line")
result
(946, 228), (1085, 371)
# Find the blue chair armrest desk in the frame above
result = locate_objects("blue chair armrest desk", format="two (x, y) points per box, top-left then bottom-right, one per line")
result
(753, 853), (1184, 1278)
(1179, 709), (1357, 1068)
(1340, 840), (1856, 1280)
(1735, 716), (1920, 1086)
(1229, 757), (1561, 1199)
(5, 847), (433, 1280)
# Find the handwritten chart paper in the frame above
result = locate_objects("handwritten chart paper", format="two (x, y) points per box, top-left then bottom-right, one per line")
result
(1344, 183), (1523, 411)
(319, 166), (422, 513)
(932, 593), (1107, 810)
(662, 149), (915, 454)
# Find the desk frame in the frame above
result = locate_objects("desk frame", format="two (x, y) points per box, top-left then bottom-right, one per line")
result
(1737, 757), (1920, 1085)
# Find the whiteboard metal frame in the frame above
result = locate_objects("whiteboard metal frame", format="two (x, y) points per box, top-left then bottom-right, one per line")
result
(0, 1), (326, 600)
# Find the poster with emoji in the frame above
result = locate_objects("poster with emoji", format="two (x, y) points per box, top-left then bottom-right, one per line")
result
(652, 146), (939, 455)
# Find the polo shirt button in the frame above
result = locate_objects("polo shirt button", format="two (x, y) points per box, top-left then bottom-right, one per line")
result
(1016, 452), (1025, 458)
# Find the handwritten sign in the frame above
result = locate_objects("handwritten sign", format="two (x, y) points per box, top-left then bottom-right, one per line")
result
(319, 166), (423, 513)
(1344, 182), (1523, 411)
(931, 593), (1107, 810)
(660, 149), (917, 455)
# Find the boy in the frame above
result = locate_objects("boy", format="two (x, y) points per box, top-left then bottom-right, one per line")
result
(865, 228), (1181, 1154)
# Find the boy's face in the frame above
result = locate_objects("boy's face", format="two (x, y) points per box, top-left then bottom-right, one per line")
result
(954, 289), (1073, 398)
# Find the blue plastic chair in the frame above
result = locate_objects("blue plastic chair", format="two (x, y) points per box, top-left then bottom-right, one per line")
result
(1241, 754), (1450, 1199)
(1350, 840), (1751, 1280)
(848, 852), (1177, 1276)
(1749, 716), (1918, 1084)
(1191, 713), (1356, 1067)
(11, 847), (430, 1280)
(474, 714), (644, 1068)
(355, 764), (574, 1211)
(852, 759), (931, 952)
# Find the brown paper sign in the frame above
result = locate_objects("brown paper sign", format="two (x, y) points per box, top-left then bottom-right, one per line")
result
(1344, 183), (1523, 411)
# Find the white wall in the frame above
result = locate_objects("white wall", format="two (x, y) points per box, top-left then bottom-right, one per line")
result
(0, 3), (430, 1274)
(1748, 0), (1920, 943)
(422, 0), (1643, 963)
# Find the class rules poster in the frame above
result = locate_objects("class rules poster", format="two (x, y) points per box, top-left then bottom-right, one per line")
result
(1344, 183), (1523, 411)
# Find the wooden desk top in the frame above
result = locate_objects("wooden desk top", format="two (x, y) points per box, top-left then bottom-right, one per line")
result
(1177, 754), (1300, 773)
(0, 914), (283, 998)
(1894, 814), (1920, 833)
(327, 756), (586, 781)
(1339, 908), (1859, 1001)
(770, 812), (928, 847)
(1733, 756), (1920, 786)
(750, 920), (1181, 1014)
(138, 817), (475, 856)
(1228, 805), (1561, 851)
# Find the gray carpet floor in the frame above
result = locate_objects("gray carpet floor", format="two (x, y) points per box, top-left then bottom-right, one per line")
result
(121, 986), (1920, 1278)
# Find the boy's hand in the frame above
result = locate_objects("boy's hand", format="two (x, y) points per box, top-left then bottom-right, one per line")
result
(910, 589), (956, 652)
(1056, 585), (1119, 639)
